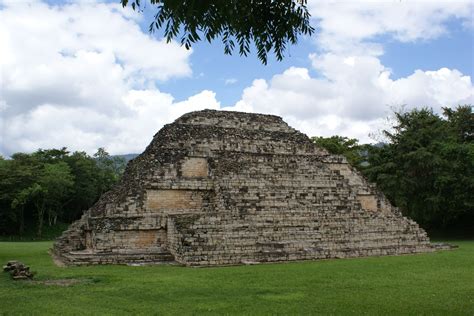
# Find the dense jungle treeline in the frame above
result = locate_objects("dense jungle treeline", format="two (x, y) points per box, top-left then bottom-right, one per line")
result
(0, 148), (126, 238)
(0, 105), (472, 239)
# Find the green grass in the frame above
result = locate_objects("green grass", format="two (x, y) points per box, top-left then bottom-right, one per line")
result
(0, 241), (473, 315)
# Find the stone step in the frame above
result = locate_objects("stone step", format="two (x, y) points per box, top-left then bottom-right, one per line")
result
(63, 250), (176, 265)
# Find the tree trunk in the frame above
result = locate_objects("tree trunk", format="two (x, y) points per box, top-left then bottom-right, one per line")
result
(36, 202), (45, 238)
(18, 207), (24, 236)
(37, 213), (44, 238)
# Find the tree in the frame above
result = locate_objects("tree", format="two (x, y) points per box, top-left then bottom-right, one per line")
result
(19, 163), (75, 237)
(10, 188), (31, 236)
(444, 106), (474, 142)
(0, 148), (127, 238)
(94, 148), (126, 194)
(63, 151), (101, 222)
(364, 106), (474, 232)
(18, 184), (47, 238)
(311, 136), (371, 170)
(34, 147), (70, 163)
(0, 154), (41, 235)
(39, 162), (75, 229)
(121, 0), (314, 64)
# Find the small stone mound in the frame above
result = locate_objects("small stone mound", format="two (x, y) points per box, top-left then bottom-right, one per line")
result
(3, 261), (34, 280)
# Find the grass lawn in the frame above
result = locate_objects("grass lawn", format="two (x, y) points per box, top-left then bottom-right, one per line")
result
(0, 241), (473, 315)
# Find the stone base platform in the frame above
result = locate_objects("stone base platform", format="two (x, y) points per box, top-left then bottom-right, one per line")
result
(54, 249), (176, 266)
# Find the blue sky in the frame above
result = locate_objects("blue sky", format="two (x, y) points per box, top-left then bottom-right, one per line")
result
(157, 15), (474, 106)
(381, 20), (473, 79)
(0, 0), (473, 156)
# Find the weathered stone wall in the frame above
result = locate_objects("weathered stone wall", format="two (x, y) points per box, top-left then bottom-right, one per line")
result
(146, 189), (204, 212)
(53, 109), (434, 266)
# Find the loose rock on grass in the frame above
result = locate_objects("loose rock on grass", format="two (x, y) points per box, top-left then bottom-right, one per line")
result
(3, 260), (34, 280)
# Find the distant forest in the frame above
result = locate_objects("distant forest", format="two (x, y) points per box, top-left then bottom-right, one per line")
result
(0, 106), (472, 239)
(0, 148), (128, 238)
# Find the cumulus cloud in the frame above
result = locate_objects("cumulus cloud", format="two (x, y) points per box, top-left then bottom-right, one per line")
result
(233, 57), (473, 143)
(1, 0), (473, 155)
(229, 0), (474, 142)
(2, 89), (221, 155)
(309, 0), (474, 55)
(0, 0), (212, 156)
(225, 78), (238, 85)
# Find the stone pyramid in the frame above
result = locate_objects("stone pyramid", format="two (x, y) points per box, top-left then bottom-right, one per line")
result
(53, 110), (434, 266)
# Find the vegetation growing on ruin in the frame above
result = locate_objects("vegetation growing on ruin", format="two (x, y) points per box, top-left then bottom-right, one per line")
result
(0, 241), (472, 315)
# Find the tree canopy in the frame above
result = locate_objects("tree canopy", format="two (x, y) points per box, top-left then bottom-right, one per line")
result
(313, 105), (473, 235)
(365, 106), (473, 232)
(311, 136), (371, 169)
(0, 148), (126, 238)
(121, 0), (314, 64)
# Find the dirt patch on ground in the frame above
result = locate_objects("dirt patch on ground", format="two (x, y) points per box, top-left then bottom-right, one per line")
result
(32, 279), (89, 287)
(48, 249), (66, 267)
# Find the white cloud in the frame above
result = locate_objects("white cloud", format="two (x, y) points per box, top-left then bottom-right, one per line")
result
(0, 1), (191, 82)
(1, 0), (473, 156)
(228, 0), (473, 143)
(225, 78), (238, 85)
(2, 89), (221, 155)
(309, 0), (474, 55)
(0, 0), (200, 156)
(233, 55), (473, 143)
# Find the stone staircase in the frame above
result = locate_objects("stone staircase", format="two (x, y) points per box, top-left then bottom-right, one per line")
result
(60, 249), (176, 266)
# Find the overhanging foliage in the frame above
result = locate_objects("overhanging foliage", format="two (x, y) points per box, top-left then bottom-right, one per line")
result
(121, 0), (314, 64)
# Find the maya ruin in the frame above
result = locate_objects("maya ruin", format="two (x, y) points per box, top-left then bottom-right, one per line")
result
(53, 110), (435, 266)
